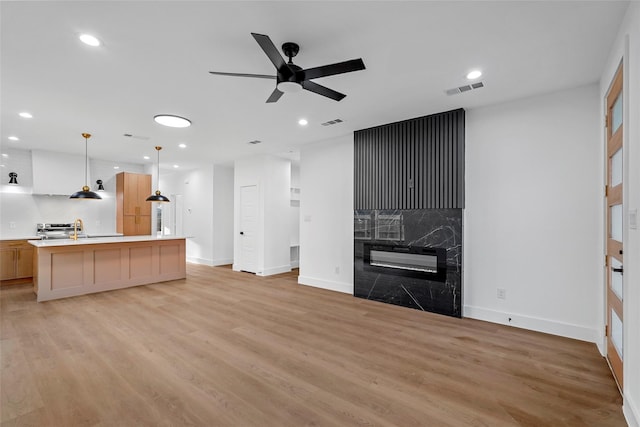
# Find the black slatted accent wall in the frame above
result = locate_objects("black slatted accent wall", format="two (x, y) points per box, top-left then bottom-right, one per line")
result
(354, 108), (465, 209)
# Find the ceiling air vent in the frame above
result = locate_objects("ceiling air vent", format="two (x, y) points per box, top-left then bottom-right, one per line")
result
(321, 118), (344, 126)
(445, 81), (484, 96)
(248, 140), (262, 145)
(123, 133), (150, 140)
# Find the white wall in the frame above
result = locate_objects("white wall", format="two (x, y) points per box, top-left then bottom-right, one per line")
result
(161, 164), (234, 266)
(233, 155), (291, 276)
(298, 135), (354, 293)
(0, 148), (144, 238)
(464, 84), (602, 342)
(600, 3), (640, 426)
(212, 165), (234, 265)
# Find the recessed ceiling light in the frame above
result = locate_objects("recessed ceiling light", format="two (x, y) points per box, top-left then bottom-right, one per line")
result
(2, 154), (8, 158)
(466, 70), (482, 80)
(143, 155), (150, 160)
(8, 136), (19, 141)
(298, 119), (308, 126)
(113, 166), (120, 170)
(19, 112), (32, 119)
(79, 34), (101, 47)
(178, 143), (187, 148)
(173, 164), (179, 168)
(154, 115), (191, 128)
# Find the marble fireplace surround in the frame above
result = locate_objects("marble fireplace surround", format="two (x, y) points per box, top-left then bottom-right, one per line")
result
(354, 209), (462, 317)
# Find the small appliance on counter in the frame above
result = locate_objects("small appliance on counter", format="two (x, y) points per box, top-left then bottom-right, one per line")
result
(36, 223), (85, 239)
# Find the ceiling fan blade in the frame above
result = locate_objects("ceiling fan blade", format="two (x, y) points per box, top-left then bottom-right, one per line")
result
(209, 71), (275, 79)
(251, 33), (293, 79)
(301, 80), (346, 101)
(300, 58), (365, 80)
(266, 88), (284, 103)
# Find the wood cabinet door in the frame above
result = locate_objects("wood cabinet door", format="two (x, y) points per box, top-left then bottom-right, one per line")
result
(0, 249), (17, 280)
(137, 174), (152, 216)
(16, 247), (34, 278)
(138, 215), (151, 235)
(123, 173), (139, 215)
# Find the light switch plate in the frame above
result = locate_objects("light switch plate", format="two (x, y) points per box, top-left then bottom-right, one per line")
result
(630, 209), (638, 230)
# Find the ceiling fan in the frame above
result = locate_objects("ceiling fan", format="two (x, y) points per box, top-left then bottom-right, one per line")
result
(209, 33), (366, 103)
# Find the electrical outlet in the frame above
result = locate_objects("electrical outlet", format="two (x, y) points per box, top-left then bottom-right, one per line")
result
(497, 288), (506, 300)
(9, 222), (16, 229)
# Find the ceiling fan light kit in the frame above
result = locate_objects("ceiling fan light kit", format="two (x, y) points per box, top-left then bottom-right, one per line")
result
(209, 33), (365, 103)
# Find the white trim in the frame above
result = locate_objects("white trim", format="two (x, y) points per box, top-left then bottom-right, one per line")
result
(298, 275), (352, 294)
(625, 397), (640, 427)
(257, 264), (291, 277)
(463, 305), (598, 343)
(290, 260), (299, 268)
(185, 257), (233, 266)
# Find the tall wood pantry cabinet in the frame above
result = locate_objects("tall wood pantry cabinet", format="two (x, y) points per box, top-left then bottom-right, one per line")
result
(116, 172), (152, 235)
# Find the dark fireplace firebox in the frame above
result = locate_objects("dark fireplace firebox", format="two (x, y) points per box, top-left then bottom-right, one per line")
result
(364, 243), (446, 282)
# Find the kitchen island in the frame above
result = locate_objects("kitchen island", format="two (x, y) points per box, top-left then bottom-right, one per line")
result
(29, 235), (186, 302)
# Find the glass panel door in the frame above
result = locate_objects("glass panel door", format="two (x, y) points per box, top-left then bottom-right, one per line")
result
(605, 62), (623, 390)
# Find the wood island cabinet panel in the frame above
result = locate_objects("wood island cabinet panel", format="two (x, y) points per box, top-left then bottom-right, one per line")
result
(116, 172), (152, 236)
(33, 238), (186, 302)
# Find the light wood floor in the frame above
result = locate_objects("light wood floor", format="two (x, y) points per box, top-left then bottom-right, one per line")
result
(1, 264), (625, 426)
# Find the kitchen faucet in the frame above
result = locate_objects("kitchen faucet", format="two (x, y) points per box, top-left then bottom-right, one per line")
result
(71, 218), (84, 240)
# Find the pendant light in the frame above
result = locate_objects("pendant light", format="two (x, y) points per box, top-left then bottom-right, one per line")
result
(146, 146), (170, 202)
(70, 133), (102, 200)
(8, 172), (18, 185)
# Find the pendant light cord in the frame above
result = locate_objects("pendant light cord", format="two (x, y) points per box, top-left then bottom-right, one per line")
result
(81, 133), (91, 187)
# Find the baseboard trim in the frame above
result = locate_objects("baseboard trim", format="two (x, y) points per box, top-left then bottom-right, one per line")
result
(463, 305), (598, 343)
(290, 260), (299, 269)
(186, 257), (212, 266)
(624, 397), (640, 427)
(257, 265), (291, 277)
(298, 275), (352, 294)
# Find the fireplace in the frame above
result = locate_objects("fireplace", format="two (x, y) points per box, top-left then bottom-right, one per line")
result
(354, 209), (462, 318)
(364, 243), (446, 282)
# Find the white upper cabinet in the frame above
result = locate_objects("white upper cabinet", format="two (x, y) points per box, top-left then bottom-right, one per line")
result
(32, 150), (88, 195)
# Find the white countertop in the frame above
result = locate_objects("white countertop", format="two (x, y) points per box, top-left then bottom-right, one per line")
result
(1, 236), (42, 241)
(28, 235), (188, 248)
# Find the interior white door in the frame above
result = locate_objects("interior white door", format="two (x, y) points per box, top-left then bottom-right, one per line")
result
(239, 185), (258, 273)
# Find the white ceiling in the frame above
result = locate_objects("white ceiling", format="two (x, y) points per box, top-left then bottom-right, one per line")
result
(0, 1), (629, 171)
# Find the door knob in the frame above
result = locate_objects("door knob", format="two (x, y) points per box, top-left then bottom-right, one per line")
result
(240, 231), (244, 235)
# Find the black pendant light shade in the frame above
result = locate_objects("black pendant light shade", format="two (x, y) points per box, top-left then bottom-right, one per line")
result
(146, 190), (170, 203)
(96, 179), (105, 191)
(8, 172), (18, 185)
(146, 146), (170, 203)
(70, 133), (101, 200)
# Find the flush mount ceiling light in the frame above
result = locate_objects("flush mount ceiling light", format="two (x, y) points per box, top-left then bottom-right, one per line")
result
(143, 155), (150, 160)
(298, 118), (308, 126)
(19, 112), (32, 119)
(154, 115), (191, 128)
(178, 143), (187, 148)
(173, 164), (179, 169)
(277, 81), (303, 93)
(466, 70), (482, 80)
(79, 34), (101, 47)
(146, 146), (170, 203)
(8, 136), (19, 141)
(70, 133), (102, 200)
